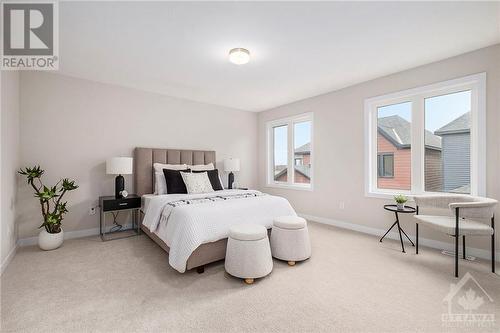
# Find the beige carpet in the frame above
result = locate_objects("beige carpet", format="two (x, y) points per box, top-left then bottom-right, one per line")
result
(2, 222), (499, 333)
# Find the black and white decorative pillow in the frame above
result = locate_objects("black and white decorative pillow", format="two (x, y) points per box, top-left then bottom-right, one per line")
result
(163, 169), (190, 194)
(181, 171), (214, 194)
(192, 169), (224, 191)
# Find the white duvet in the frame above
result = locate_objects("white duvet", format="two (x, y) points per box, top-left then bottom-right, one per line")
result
(142, 190), (296, 273)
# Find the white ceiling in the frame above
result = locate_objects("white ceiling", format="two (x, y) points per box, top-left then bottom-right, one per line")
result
(59, 1), (500, 112)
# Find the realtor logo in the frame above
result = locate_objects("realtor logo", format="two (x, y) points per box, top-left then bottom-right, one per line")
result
(1, 1), (58, 70)
(442, 272), (495, 328)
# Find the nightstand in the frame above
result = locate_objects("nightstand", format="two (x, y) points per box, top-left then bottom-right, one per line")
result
(99, 195), (141, 241)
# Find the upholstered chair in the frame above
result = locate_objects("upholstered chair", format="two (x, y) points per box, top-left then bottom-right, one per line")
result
(413, 194), (497, 278)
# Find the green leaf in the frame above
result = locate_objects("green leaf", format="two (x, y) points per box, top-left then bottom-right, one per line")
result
(61, 178), (78, 191)
(35, 185), (59, 201)
(56, 202), (68, 215)
(394, 194), (408, 204)
(45, 213), (60, 225)
(18, 165), (44, 183)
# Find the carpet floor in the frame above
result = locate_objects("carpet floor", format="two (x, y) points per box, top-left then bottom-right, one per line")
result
(1, 221), (499, 332)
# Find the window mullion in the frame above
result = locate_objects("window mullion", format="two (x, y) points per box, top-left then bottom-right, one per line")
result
(371, 105), (378, 193)
(411, 97), (424, 194)
(287, 121), (294, 184)
(270, 124), (275, 185)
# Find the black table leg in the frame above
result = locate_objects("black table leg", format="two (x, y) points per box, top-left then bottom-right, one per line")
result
(381, 205), (417, 254)
(400, 228), (415, 247)
(380, 221), (398, 242)
(395, 212), (406, 253)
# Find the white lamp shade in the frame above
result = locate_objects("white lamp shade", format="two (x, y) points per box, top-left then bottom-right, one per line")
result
(106, 157), (133, 175)
(224, 158), (240, 172)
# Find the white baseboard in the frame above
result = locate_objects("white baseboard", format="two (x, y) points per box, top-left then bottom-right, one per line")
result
(299, 213), (500, 263)
(1, 243), (18, 276)
(12, 215), (499, 269)
(17, 223), (135, 247)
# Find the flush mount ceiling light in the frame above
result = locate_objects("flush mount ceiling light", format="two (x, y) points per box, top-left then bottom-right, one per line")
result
(228, 48), (250, 65)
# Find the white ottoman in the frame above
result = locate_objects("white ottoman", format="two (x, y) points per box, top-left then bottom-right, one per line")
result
(225, 224), (273, 284)
(271, 216), (311, 266)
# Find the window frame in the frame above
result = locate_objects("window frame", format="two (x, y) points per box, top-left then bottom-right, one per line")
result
(364, 73), (486, 198)
(266, 112), (314, 191)
(377, 153), (394, 178)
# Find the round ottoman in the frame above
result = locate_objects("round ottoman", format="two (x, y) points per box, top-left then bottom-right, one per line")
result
(271, 216), (311, 266)
(225, 224), (273, 284)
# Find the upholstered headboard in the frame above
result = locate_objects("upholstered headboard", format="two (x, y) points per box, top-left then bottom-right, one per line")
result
(134, 148), (216, 196)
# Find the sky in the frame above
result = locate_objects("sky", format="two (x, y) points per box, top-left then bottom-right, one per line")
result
(377, 90), (471, 132)
(274, 121), (311, 166)
(273, 90), (471, 168)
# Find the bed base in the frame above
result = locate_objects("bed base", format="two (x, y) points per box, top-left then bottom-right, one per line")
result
(140, 224), (228, 273)
(140, 224), (272, 273)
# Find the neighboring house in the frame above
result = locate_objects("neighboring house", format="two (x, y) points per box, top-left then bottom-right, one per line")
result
(435, 112), (470, 193)
(275, 143), (311, 183)
(377, 115), (442, 190)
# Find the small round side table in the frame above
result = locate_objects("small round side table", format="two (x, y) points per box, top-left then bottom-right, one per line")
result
(381, 205), (416, 253)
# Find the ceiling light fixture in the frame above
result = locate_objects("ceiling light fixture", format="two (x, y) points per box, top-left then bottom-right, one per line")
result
(228, 48), (250, 65)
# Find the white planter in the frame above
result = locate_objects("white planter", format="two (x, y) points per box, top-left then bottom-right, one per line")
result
(396, 203), (405, 210)
(38, 228), (64, 251)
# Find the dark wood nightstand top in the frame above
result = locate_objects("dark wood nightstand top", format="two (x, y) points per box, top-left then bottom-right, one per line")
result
(99, 194), (141, 212)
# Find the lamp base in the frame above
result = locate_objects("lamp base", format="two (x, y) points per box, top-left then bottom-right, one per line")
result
(228, 172), (234, 189)
(115, 175), (124, 198)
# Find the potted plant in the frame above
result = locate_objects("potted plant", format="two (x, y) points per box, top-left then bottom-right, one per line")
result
(19, 166), (78, 251)
(394, 194), (408, 211)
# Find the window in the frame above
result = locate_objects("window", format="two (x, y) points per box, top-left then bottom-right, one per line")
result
(376, 101), (412, 190)
(365, 73), (485, 197)
(267, 113), (313, 189)
(425, 90), (471, 194)
(272, 125), (288, 182)
(377, 154), (394, 178)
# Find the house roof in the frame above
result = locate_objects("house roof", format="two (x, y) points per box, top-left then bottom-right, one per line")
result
(274, 165), (311, 180)
(434, 112), (470, 135)
(295, 143), (310, 155)
(295, 165), (311, 178)
(378, 115), (442, 150)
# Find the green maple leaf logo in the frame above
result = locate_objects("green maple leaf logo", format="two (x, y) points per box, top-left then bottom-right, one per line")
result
(458, 288), (484, 311)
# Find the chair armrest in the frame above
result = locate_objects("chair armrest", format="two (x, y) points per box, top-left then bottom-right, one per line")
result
(450, 199), (497, 219)
(449, 200), (497, 209)
(413, 194), (469, 210)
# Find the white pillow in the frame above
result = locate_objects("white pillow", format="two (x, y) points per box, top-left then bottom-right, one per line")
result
(218, 173), (225, 190)
(153, 163), (187, 173)
(180, 171), (214, 194)
(188, 163), (214, 171)
(154, 172), (167, 195)
(153, 163), (187, 194)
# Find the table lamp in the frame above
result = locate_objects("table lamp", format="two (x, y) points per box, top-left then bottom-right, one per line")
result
(224, 158), (240, 189)
(106, 157), (133, 198)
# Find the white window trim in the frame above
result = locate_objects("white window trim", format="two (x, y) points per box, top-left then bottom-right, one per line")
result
(266, 112), (314, 191)
(364, 73), (486, 199)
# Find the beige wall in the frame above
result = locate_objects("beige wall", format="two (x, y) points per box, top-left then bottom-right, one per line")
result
(257, 44), (500, 252)
(18, 72), (258, 238)
(1, 71), (20, 268)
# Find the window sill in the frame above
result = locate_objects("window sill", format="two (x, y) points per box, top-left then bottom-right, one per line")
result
(265, 183), (313, 192)
(365, 190), (414, 200)
(365, 190), (475, 201)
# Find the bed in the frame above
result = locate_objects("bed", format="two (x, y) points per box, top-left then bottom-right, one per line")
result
(134, 147), (296, 273)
